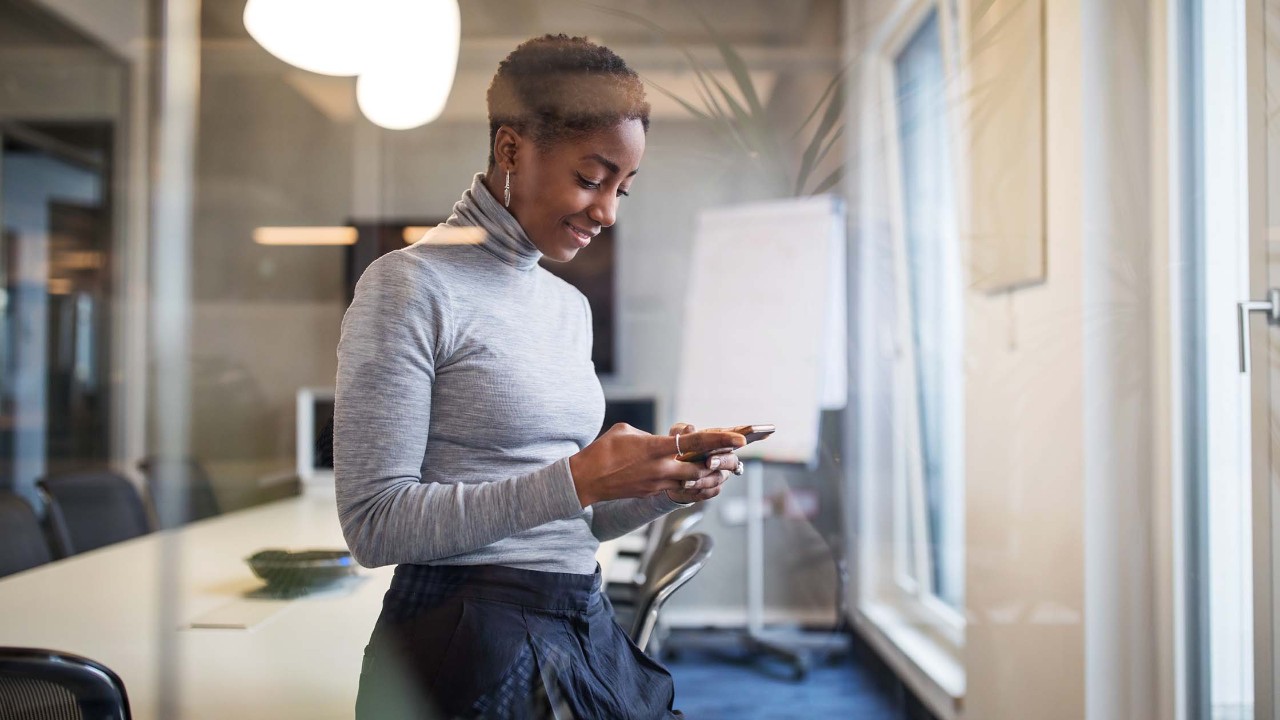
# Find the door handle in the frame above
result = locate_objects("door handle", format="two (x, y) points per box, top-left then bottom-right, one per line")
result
(1238, 288), (1280, 373)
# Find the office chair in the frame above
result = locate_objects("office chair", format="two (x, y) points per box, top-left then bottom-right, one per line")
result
(630, 532), (714, 653)
(663, 501), (706, 544)
(0, 647), (131, 720)
(608, 502), (708, 633)
(137, 456), (221, 528)
(606, 497), (701, 597)
(37, 471), (152, 558)
(0, 493), (53, 579)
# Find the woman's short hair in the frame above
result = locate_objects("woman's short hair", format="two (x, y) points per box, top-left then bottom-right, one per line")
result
(486, 34), (650, 167)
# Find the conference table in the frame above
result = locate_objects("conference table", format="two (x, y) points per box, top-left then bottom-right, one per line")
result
(0, 489), (620, 719)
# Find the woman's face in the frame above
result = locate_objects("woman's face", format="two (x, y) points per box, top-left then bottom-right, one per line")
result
(501, 119), (645, 263)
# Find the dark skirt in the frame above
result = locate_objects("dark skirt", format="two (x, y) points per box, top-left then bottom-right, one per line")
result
(355, 563), (682, 720)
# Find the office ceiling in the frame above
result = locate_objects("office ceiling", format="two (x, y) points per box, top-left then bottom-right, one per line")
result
(200, 0), (826, 46)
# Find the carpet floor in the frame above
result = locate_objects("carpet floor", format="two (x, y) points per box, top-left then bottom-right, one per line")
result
(665, 635), (910, 720)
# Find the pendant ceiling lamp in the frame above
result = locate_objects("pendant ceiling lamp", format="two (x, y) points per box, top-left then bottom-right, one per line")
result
(242, 0), (367, 76)
(243, 0), (460, 130)
(357, 0), (460, 129)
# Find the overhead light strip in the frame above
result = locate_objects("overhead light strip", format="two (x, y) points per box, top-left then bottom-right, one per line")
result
(253, 226), (358, 246)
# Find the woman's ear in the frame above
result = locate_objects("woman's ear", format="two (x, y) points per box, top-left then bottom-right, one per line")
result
(493, 125), (522, 173)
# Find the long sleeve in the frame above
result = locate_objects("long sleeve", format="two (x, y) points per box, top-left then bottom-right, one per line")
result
(334, 252), (584, 568)
(589, 494), (685, 542)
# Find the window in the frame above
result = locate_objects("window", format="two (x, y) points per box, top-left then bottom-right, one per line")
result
(891, 6), (966, 614)
(851, 2), (966, 703)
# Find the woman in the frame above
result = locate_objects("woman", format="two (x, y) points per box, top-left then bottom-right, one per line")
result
(336, 35), (745, 719)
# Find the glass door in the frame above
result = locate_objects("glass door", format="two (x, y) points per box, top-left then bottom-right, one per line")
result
(1235, 0), (1280, 718)
(1187, 0), (1279, 718)
(1248, 0), (1280, 716)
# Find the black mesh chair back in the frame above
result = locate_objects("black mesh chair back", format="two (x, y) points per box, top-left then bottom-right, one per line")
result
(630, 532), (714, 652)
(0, 648), (130, 720)
(137, 457), (221, 528)
(37, 472), (152, 558)
(0, 493), (52, 579)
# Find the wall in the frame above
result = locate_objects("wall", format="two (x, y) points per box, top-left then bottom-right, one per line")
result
(964, 0), (1167, 716)
(961, 0), (1087, 712)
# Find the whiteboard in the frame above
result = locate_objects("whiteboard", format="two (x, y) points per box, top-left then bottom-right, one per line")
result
(672, 195), (847, 466)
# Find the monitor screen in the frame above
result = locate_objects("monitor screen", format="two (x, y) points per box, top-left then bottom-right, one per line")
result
(297, 388), (335, 482)
(600, 397), (656, 437)
(312, 397), (335, 470)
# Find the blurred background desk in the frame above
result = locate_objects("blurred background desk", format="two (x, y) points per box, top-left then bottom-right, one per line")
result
(0, 490), (619, 719)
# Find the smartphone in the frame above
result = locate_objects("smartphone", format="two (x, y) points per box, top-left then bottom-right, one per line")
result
(676, 424), (776, 463)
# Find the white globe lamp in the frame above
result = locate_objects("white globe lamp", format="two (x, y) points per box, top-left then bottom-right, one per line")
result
(245, 0), (461, 130)
(356, 0), (461, 130)
(242, 0), (370, 77)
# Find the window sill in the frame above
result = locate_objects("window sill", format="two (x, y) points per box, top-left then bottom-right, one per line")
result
(853, 602), (965, 720)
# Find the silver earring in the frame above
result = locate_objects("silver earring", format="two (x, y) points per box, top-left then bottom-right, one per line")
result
(504, 171), (511, 208)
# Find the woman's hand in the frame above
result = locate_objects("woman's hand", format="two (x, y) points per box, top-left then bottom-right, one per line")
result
(569, 423), (745, 507)
(664, 423), (740, 504)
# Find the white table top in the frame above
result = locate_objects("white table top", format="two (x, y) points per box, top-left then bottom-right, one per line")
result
(0, 490), (618, 719)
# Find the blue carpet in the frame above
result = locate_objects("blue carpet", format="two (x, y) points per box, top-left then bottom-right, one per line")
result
(665, 640), (906, 720)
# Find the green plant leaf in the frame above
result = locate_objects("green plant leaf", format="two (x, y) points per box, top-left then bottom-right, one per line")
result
(797, 123), (845, 195)
(809, 166), (845, 195)
(794, 87), (844, 194)
(594, 1), (844, 198)
(650, 74), (757, 160)
(645, 78), (713, 122)
(812, 123), (845, 169)
(793, 67), (848, 140)
(697, 14), (766, 119)
(700, 71), (775, 167)
(692, 9), (787, 175)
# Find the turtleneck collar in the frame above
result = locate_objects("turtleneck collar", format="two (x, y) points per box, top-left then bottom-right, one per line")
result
(442, 172), (542, 271)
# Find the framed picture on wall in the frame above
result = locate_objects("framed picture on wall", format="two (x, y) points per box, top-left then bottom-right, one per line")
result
(346, 220), (617, 376)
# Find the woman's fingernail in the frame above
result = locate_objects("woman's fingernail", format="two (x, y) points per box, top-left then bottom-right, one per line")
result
(684, 480), (696, 489)
(709, 457), (721, 469)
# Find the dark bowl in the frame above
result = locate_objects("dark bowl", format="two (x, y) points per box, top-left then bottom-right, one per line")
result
(245, 549), (355, 588)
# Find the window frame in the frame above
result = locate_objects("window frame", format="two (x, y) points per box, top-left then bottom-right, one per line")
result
(868, 0), (967, 648)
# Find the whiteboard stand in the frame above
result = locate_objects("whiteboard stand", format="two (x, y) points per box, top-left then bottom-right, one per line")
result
(667, 195), (851, 680)
(733, 460), (850, 681)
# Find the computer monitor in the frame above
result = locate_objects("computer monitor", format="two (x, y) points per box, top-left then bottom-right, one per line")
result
(296, 387), (335, 484)
(600, 396), (658, 436)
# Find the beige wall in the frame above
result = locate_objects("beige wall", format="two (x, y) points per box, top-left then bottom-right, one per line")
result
(962, 0), (1087, 712)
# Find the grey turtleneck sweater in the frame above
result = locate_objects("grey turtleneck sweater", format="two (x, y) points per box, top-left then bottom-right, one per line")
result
(334, 174), (683, 574)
